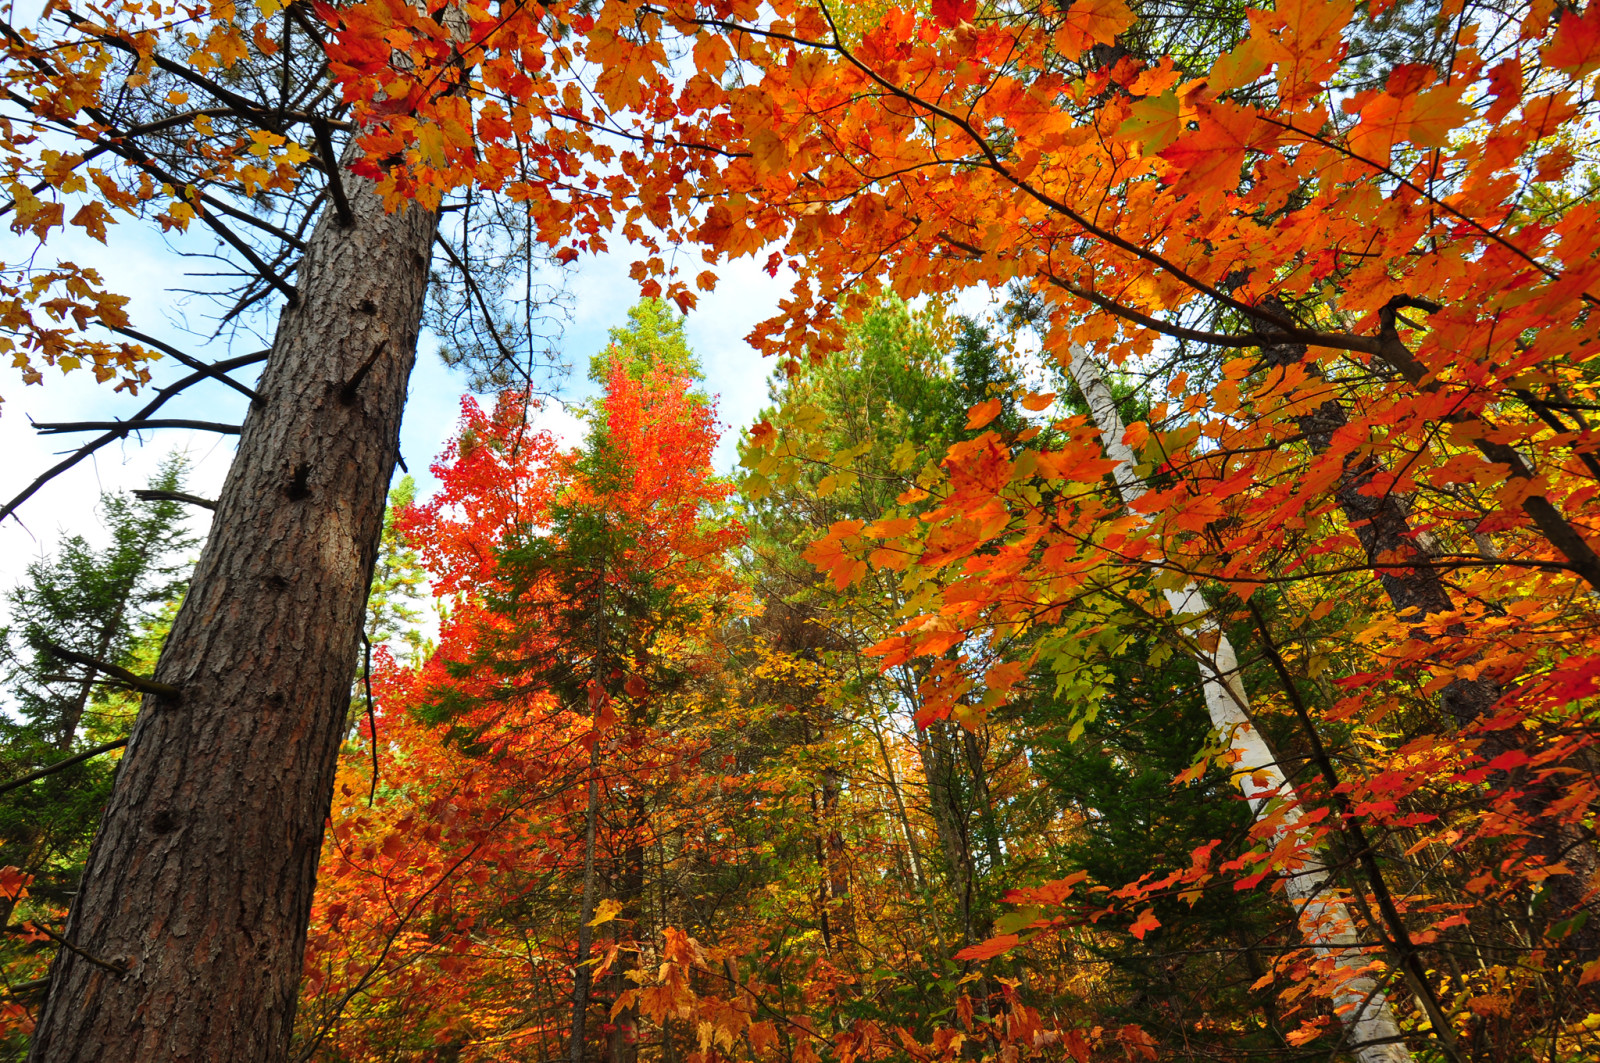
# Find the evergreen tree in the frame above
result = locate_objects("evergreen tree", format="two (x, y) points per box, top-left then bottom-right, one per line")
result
(0, 458), (198, 1049)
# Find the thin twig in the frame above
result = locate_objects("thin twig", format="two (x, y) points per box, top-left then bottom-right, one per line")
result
(104, 327), (261, 402)
(362, 631), (379, 806)
(25, 921), (127, 975)
(0, 349), (267, 524)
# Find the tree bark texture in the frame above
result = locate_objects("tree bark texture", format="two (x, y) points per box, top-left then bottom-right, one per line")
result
(1255, 313), (1600, 947)
(28, 160), (437, 1063)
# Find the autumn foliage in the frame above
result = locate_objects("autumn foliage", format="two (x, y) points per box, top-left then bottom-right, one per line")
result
(7, 0), (1600, 1058)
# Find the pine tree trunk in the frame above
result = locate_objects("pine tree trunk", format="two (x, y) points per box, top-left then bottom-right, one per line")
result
(1067, 345), (1413, 1063)
(27, 158), (437, 1063)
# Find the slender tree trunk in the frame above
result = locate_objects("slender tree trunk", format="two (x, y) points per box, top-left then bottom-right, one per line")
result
(959, 725), (1004, 873)
(1066, 345), (1413, 1063)
(571, 738), (604, 1063)
(59, 615), (123, 749)
(870, 719), (928, 892)
(820, 765), (855, 945)
(606, 695), (647, 1063)
(27, 150), (437, 1063)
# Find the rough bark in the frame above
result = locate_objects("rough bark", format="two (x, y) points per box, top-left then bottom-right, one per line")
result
(27, 157), (437, 1063)
(1256, 309), (1598, 949)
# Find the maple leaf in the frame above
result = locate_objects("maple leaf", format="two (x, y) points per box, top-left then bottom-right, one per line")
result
(1053, 0), (1134, 54)
(1545, 4), (1600, 76)
(1407, 84), (1471, 149)
(930, 0), (976, 29)
(1118, 92), (1183, 154)
(1158, 103), (1276, 194)
(588, 898), (624, 927)
(954, 933), (1020, 960)
(966, 398), (1002, 429)
(1485, 58), (1523, 124)
(1128, 908), (1161, 940)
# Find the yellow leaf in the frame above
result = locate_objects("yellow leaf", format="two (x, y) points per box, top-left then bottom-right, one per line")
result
(587, 898), (623, 927)
(1118, 91), (1182, 154)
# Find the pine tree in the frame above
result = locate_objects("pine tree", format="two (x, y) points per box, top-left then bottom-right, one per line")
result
(0, 458), (197, 1047)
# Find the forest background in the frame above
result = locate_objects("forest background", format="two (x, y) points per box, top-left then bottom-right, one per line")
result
(2, 0), (1600, 1060)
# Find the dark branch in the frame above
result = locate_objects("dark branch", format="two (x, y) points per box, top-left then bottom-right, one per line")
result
(0, 738), (130, 797)
(313, 120), (355, 228)
(340, 340), (389, 405)
(0, 348), (267, 524)
(31, 418), (242, 437)
(23, 921), (128, 975)
(105, 326), (262, 402)
(133, 489), (217, 511)
(39, 642), (182, 700)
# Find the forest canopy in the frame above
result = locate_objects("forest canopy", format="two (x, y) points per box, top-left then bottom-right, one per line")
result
(3, 0), (1600, 1061)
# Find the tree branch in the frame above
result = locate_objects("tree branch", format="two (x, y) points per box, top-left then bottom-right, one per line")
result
(313, 120), (355, 228)
(105, 326), (260, 402)
(0, 348), (267, 524)
(31, 418), (242, 437)
(0, 738), (130, 797)
(39, 642), (182, 700)
(133, 489), (217, 510)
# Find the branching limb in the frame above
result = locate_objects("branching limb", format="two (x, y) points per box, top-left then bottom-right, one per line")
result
(31, 418), (242, 437)
(0, 738), (131, 797)
(106, 326), (261, 402)
(22, 921), (128, 975)
(0, 348), (267, 524)
(133, 489), (217, 510)
(39, 642), (182, 700)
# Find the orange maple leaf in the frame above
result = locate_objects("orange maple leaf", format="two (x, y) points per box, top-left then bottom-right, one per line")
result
(1545, 4), (1600, 76)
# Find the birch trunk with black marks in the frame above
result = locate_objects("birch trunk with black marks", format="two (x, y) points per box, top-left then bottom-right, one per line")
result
(1066, 344), (1413, 1063)
(27, 157), (437, 1063)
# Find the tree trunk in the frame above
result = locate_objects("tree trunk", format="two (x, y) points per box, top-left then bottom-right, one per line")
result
(1067, 345), (1413, 1063)
(27, 158), (437, 1063)
(1254, 308), (1499, 726)
(571, 736), (604, 1063)
(1255, 312), (1599, 949)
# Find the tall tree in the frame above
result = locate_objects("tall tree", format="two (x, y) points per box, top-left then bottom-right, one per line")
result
(0, 461), (195, 1048)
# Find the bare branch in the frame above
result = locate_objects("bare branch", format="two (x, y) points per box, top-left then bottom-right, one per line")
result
(32, 418), (242, 437)
(105, 326), (261, 402)
(133, 489), (217, 510)
(0, 738), (131, 797)
(313, 120), (355, 228)
(39, 642), (182, 700)
(0, 348), (268, 524)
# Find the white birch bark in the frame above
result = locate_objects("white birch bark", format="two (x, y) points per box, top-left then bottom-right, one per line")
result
(1064, 344), (1412, 1063)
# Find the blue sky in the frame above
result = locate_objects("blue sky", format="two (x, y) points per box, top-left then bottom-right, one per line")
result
(0, 211), (792, 599)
